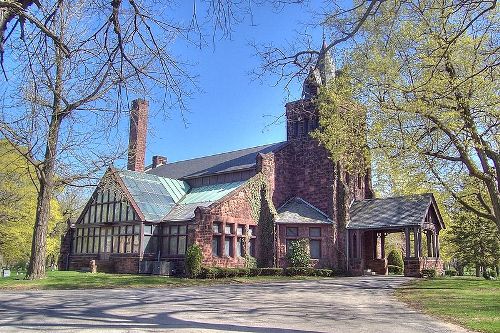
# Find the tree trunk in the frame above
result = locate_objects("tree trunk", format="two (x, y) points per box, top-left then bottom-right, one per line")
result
(475, 264), (480, 277)
(25, 24), (65, 279)
(25, 115), (62, 280)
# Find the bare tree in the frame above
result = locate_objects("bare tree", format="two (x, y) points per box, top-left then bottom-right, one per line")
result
(0, 0), (274, 279)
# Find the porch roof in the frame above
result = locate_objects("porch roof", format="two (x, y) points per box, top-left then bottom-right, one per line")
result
(347, 193), (438, 230)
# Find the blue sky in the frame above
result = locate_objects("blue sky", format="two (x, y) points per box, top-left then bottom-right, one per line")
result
(142, 1), (326, 166)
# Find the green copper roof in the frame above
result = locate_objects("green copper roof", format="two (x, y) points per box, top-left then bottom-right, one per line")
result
(118, 170), (190, 221)
(116, 170), (244, 222)
(179, 181), (246, 204)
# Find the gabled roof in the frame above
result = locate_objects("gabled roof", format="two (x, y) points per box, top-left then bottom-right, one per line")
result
(146, 142), (286, 179)
(348, 193), (441, 230)
(116, 170), (245, 222)
(275, 197), (331, 224)
(118, 170), (189, 221)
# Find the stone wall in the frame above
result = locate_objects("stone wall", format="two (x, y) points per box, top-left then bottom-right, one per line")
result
(404, 257), (444, 277)
(276, 223), (334, 268)
(68, 254), (140, 273)
(193, 178), (260, 268)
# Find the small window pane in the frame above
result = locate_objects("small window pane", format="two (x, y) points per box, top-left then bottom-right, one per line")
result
(169, 237), (178, 254)
(178, 236), (187, 255)
(237, 226), (244, 236)
(212, 222), (221, 233)
(224, 237), (233, 257)
(249, 226), (255, 237)
(96, 205), (102, 223)
(134, 225), (140, 234)
(82, 237), (88, 253)
(310, 240), (321, 259)
(286, 227), (298, 237)
(179, 225), (187, 234)
(212, 236), (220, 256)
(249, 238), (256, 257)
(120, 203), (127, 222)
(126, 235), (132, 253)
(225, 224), (233, 235)
(171, 226), (178, 235)
(309, 227), (321, 237)
(236, 238), (244, 257)
(133, 235), (140, 253)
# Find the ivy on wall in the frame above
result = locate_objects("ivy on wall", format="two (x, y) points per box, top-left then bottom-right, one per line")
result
(244, 173), (277, 268)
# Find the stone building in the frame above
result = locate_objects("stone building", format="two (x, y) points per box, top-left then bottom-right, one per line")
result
(59, 44), (444, 276)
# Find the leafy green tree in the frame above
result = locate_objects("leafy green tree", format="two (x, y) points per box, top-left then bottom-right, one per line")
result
(0, 140), (64, 267)
(448, 209), (499, 277)
(345, 0), (498, 229)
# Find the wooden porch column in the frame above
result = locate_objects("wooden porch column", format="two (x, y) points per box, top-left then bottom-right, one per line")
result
(405, 228), (411, 258)
(414, 227), (422, 258)
(381, 233), (385, 258)
(426, 231), (432, 257)
(357, 230), (362, 260)
(435, 232), (440, 258)
(373, 232), (378, 259)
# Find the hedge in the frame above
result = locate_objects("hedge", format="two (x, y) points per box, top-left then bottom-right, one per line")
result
(445, 269), (457, 276)
(388, 265), (403, 275)
(197, 266), (334, 279)
(421, 269), (437, 278)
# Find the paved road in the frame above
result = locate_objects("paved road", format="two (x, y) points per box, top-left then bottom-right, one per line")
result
(0, 276), (472, 333)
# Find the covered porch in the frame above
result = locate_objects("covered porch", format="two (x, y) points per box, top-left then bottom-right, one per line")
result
(347, 193), (445, 277)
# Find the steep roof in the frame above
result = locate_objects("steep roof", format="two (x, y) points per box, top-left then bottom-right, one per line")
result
(275, 197), (331, 224)
(348, 193), (439, 230)
(118, 170), (189, 221)
(117, 170), (245, 222)
(146, 142), (286, 180)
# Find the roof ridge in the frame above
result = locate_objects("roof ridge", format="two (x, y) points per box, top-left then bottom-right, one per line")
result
(353, 193), (432, 202)
(295, 197), (331, 220)
(152, 141), (286, 166)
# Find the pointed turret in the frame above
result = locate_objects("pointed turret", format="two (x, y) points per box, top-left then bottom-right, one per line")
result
(301, 41), (336, 99)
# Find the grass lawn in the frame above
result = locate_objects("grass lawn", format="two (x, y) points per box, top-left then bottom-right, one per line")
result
(0, 270), (320, 290)
(396, 277), (500, 333)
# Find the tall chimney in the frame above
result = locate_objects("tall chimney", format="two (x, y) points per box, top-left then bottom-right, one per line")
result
(128, 99), (148, 172)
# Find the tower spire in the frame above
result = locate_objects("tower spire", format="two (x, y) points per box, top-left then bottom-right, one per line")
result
(301, 40), (336, 99)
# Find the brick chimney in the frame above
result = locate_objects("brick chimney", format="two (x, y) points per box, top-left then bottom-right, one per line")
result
(152, 155), (167, 168)
(127, 99), (148, 172)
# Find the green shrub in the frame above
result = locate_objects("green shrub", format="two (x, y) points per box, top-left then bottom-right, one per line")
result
(286, 239), (311, 267)
(421, 269), (437, 278)
(445, 269), (457, 276)
(314, 269), (334, 277)
(185, 244), (203, 278)
(387, 249), (404, 269)
(284, 267), (334, 277)
(245, 255), (257, 269)
(388, 265), (403, 275)
(249, 268), (262, 276)
(259, 268), (283, 276)
(284, 267), (314, 276)
(198, 267), (251, 279)
(199, 266), (218, 279)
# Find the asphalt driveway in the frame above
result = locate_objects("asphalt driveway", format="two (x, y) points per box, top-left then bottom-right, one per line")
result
(0, 276), (472, 333)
